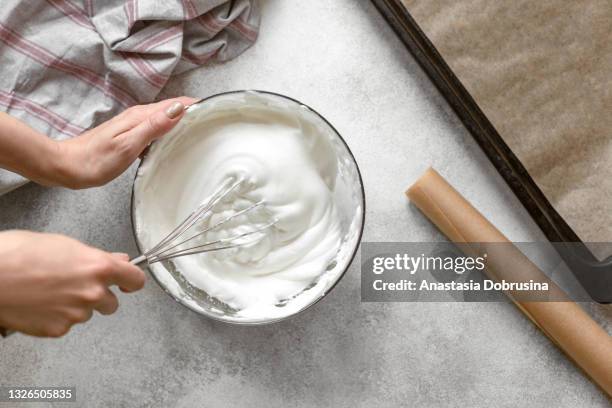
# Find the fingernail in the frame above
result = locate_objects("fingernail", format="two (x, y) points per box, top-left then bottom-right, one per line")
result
(165, 101), (184, 119)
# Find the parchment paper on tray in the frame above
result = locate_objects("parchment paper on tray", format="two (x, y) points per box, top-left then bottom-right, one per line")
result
(401, 0), (611, 257)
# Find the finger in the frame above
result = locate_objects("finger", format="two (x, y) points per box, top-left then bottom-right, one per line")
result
(121, 97), (197, 125)
(67, 307), (93, 323)
(137, 96), (198, 116)
(94, 289), (119, 315)
(152, 96), (198, 110)
(111, 254), (144, 290)
(111, 252), (130, 262)
(46, 320), (72, 338)
(123, 97), (197, 124)
(106, 258), (146, 293)
(114, 99), (188, 158)
(95, 97), (197, 137)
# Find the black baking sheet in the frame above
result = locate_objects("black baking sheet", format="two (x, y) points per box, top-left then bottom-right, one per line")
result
(371, 0), (611, 303)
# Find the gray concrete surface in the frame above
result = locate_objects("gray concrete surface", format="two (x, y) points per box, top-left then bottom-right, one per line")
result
(0, 1), (610, 407)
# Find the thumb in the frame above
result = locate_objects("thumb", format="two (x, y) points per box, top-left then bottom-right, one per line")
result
(111, 252), (130, 262)
(121, 100), (186, 156)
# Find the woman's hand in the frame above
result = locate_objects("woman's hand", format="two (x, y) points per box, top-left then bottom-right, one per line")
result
(52, 97), (196, 189)
(0, 230), (145, 338)
(0, 97), (195, 188)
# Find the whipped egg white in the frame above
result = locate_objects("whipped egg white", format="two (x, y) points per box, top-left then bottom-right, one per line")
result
(133, 92), (347, 321)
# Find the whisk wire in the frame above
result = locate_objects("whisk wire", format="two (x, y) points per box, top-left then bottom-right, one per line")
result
(145, 177), (242, 258)
(148, 220), (276, 263)
(132, 177), (274, 266)
(151, 201), (265, 259)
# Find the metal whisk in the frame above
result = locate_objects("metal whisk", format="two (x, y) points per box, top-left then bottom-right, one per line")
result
(131, 177), (275, 266)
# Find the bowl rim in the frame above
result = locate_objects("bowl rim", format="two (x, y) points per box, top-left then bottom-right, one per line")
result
(130, 89), (366, 325)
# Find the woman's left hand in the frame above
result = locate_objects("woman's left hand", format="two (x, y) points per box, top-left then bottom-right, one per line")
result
(53, 97), (196, 189)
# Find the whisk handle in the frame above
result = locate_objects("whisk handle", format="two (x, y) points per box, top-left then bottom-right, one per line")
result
(130, 255), (148, 266)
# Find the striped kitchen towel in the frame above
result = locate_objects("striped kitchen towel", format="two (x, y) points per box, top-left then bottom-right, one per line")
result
(0, 0), (259, 194)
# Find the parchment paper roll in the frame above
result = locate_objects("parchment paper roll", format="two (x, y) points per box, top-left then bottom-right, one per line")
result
(406, 168), (612, 396)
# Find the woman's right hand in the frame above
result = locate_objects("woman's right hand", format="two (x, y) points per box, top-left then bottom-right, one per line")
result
(0, 230), (145, 338)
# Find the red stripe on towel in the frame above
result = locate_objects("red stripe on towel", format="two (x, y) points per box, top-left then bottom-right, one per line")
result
(46, 0), (95, 31)
(133, 24), (183, 52)
(0, 23), (136, 107)
(229, 18), (258, 42)
(121, 53), (168, 89)
(182, 0), (199, 20)
(0, 90), (85, 137)
(197, 12), (258, 42)
(182, 48), (219, 65)
(84, 0), (94, 17)
(125, 0), (136, 28)
(197, 12), (223, 33)
(48, 0), (172, 88)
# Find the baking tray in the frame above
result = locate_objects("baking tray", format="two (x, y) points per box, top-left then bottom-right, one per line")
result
(371, 0), (611, 303)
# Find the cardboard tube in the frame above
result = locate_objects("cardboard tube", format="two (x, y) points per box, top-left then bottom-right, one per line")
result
(406, 167), (612, 396)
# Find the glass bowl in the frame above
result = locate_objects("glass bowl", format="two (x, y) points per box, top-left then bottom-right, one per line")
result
(131, 90), (365, 324)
